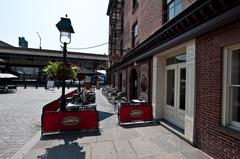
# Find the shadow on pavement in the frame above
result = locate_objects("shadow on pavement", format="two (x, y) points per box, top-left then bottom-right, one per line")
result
(98, 111), (114, 121)
(38, 131), (101, 159)
(120, 121), (159, 129)
(37, 137), (85, 159)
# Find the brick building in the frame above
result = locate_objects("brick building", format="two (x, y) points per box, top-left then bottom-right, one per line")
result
(107, 0), (240, 158)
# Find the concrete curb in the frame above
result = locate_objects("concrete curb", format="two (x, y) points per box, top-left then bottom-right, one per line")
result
(11, 131), (41, 159)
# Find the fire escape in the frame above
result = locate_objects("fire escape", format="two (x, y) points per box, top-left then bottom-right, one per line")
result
(109, 0), (123, 65)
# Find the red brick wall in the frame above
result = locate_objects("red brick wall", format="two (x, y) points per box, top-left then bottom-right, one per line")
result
(121, 0), (196, 55)
(122, 0), (164, 53)
(182, 0), (197, 10)
(196, 20), (240, 159)
(122, 0), (132, 54)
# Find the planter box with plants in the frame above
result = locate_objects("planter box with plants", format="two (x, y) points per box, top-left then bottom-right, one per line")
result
(41, 89), (99, 135)
(41, 62), (99, 135)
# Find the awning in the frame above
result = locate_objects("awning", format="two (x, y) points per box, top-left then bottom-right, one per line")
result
(0, 73), (18, 79)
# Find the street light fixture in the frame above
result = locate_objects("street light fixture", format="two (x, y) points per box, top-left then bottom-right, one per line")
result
(56, 15), (74, 111)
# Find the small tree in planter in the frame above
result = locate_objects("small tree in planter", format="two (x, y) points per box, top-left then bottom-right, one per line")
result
(43, 61), (78, 80)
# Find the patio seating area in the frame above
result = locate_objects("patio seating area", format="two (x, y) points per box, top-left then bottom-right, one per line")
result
(0, 73), (18, 93)
(102, 86), (153, 125)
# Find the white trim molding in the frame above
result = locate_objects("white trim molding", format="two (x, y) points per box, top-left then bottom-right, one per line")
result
(184, 39), (196, 143)
(222, 44), (240, 130)
(152, 56), (165, 119)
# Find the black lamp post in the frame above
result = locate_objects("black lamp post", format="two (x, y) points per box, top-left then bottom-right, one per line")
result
(56, 15), (74, 111)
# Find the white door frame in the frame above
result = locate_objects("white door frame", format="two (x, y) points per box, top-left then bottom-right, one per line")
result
(176, 63), (186, 129)
(164, 64), (178, 125)
(164, 63), (186, 129)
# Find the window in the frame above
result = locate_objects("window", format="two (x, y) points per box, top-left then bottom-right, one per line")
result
(166, 54), (186, 65)
(179, 68), (186, 110)
(132, 0), (138, 13)
(223, 45), (240, 130)
(167, 69), (175, 106)
(167, 0), (182, 21)
(132, 22), (138, 48)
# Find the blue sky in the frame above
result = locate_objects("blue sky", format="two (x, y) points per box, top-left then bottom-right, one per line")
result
(0, 0), (109, 54)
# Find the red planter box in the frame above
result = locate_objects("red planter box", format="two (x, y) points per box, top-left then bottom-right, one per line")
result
(41, 90), (99, 135)
(118, 104), (153, 124)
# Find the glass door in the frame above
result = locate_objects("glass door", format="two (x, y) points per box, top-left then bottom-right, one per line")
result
(165, 65), (178, 126)
(165, 63), (186, 129)
(176, 63), (186, 129)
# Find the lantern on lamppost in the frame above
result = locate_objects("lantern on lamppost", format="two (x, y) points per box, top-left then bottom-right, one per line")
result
(56, 15), (74, 111)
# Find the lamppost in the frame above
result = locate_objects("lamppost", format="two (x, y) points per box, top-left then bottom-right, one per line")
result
(36, 32), (42, 49)
(56, 15), (74, 111)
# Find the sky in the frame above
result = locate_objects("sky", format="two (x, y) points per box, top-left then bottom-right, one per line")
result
(0, 0), (109, 54)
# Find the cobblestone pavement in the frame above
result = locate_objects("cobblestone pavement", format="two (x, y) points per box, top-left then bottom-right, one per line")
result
(0, 87), (74, 159)
(24, 89), (212, 159)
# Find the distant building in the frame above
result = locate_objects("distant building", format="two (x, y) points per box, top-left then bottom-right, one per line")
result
(107, 0), (240, 158)
(0, 40), (13, 47)
(19, 37), (28, 48)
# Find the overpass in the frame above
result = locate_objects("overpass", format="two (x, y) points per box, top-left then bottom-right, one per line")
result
(0, 46), (108, 82)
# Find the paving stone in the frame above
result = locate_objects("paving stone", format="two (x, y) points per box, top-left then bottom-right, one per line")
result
(113, 139), (138, 159)
(0, 87), (74, 158)
(91, 141), (118, 159)
(76, 135), (97, 144)
(141, 157), (158, 159)
(181, 150), (212, 159)
(129, 137), (165, 158)
(115, 127), (140, 141)
(155, 152), (187, 159)
(150, 133), (194, 154)
(135, 125), (171, 137)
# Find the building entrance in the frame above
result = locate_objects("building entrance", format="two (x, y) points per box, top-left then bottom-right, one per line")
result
(164, 62), (186, 129)
(130, 68), (138, 99)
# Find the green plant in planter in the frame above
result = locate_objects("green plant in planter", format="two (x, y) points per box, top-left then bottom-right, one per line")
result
(43, 61), (78, 80)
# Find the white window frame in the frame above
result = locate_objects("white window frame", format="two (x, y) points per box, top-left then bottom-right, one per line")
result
(133, 23), (138, 37)
(222, 44), (240, 131)
(167, 0), (182, 21)
(132, 22), (138, 48)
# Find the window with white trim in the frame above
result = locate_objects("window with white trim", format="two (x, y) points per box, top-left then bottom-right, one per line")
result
(132, 22), (138, 48)
(167, 0), (182, 21)
(223, 45), (240, 130)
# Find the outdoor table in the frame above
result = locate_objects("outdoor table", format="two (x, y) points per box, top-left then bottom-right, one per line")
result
(41, 89), (99, 135)
(117, 99), (153, 125)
